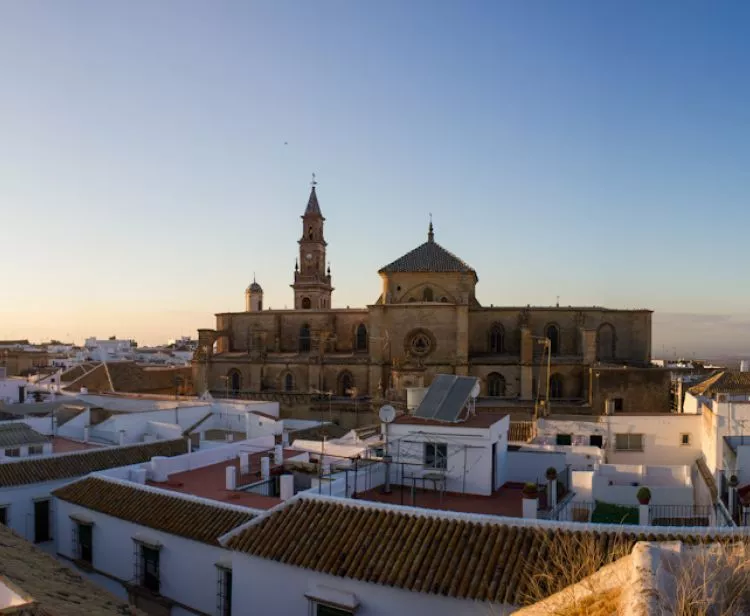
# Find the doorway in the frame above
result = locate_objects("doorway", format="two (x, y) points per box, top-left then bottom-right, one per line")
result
(34, 499), (51, 542)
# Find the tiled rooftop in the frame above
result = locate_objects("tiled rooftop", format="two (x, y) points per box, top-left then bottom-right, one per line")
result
(689, 370), (750, 396)
(0, 423), (47, 448)
(0, 523), (142, 615)
(53, 477), (254, 546)
(378, 233), (476, 276)
(51, 437), (105, 454)
(146, 447), (301, 509)
(0, 438), (188, 487)
(225, 495), (745, 606)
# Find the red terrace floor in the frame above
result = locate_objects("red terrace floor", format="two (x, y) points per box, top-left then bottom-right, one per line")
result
(52, 437), (105, 453)
(356, 483), (542, 518)
(147, 448), (300, 510)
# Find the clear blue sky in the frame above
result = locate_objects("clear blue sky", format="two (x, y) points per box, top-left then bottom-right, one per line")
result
(1, 1), (749, 355)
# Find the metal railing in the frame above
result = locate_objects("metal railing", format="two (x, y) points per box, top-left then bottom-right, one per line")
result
(648, 505), (714, 527)
(241, 476), (279, 498)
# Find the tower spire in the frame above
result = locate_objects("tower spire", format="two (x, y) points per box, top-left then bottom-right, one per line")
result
(428, 213), (434, 242)
(304, 173), (322, 216)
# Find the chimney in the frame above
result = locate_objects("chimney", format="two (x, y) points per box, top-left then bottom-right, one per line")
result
(240, 452), (250, 475)
(150, 456), (170, 482)
(281, 431), (290, 447)
(261, 456), (270, 481)
(80, 386), (88, 395)
(118, 430), (125, 446)
(225, 466), (237, 490)
(280, 474), (294, 501)
(274, 444), (283, 465)
(83, 425), (90, 443)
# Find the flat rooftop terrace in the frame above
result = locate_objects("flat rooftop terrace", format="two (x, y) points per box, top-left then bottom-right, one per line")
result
(356, 482), (549, 518)
(147, 447), (302, 509)
(51, 437), (105, 453)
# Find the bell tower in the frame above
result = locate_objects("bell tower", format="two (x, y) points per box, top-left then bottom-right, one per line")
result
(291, 175), (334, 309)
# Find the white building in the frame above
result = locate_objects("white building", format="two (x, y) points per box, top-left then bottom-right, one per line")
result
(0, 438), (188, 543)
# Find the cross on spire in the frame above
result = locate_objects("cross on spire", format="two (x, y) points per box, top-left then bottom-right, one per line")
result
(311, 172), (317, 187)
(428, 213), (434, 242)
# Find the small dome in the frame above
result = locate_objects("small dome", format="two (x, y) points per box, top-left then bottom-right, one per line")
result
(247, 281), (263, 293)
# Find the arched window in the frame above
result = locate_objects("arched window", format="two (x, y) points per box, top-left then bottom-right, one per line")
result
(284, 373), (294, 392)
(597, 323), (616, 361)
(258, 299), (262, 311)
(487, 372), (506, 397)
(355, 324), (368, 351)
(301, 297), (311, 310)
(489, 324), (505, 353)
(549, 373), (564, 399)
(227, 369), (241, 393)
(299, 324), (311, 352)
(338, 372), (353, 397)
(408, 297), (416, 303)
(422, 287), (434, 302)
(545, 324), (560, 356)
(440, 297), (448, 303)
(308, 227), (313, 239)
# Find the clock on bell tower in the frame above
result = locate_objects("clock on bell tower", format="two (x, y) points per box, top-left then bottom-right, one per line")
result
(291, 175), (334, 310)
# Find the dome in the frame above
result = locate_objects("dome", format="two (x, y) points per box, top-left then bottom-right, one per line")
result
(247, 281), (263, 293)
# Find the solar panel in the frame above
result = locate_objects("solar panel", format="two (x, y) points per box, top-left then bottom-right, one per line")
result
(414, 374), (456, 418)
(433, 376), (478, 422)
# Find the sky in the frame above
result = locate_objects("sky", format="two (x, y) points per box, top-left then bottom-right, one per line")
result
(1, 1), (749, 356)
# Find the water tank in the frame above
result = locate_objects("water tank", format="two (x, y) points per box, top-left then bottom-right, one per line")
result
(406, 387), (429, 412)
(741, 359), (750, 373)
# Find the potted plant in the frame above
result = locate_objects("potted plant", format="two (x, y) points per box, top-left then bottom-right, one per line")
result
(637, 487), (651, 505)
(729, 475), (739, 488)
(545, 467), (558, 482)
(522, 482), (538, 499)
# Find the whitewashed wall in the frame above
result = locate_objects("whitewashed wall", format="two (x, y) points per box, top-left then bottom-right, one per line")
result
(572, 471), (594, 502)
(55, 494), (241, 615)
(539, 415), (703, 466)
(0, 479), (69, 542)
(231, 553), (514, 616)
(506, 451), (567, 484)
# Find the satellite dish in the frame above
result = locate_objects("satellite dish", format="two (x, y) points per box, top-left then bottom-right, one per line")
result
(378, 404), (396, 424)
(470, 381), (480, 399)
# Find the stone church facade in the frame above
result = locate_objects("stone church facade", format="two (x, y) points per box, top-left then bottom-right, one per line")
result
(194, 184), (653, 411)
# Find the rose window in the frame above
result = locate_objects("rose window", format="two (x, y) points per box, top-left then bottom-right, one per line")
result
(409, 333), (432, 356)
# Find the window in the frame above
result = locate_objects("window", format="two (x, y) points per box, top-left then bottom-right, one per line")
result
(615, 433), (644, 452)
(302, 297), (312, 310)
(589, 435), (603, 448)
(409, 331), (432, 357)
(28, 444), (43, 455)
(299, 324), (311, 352)
(487, 372), (506, 397)
(5, 448), (20, 458)
(284, 373), (294, 392)
(681, 433), (691, 446)
(597, 323), (616, 361)
(424, 443), (447, 470)
(612, 397), (624, 412)
(440, 297), (448, 302)
(422, 287), (434, 302)
(545, 324), (560, 356)
(135, 543), (160, 593)
(76, 522), (93, 565)
(0, 505), (7, 526)
(216, 566), (232, 616)
(338, 372), (353, 397)
(549, 373), (564, 399)
(556, 434), (572, 446)
(34, 499), (51, 543)
(227, 370), (241, 393)
(315, 605), (354, 616)
(489, 324), (504, 353)
(355, 324), (368, 351)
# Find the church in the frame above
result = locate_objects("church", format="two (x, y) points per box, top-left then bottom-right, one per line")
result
(194, 182), (656, 413)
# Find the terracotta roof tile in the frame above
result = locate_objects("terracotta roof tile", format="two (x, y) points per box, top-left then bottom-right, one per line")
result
(0, 523), (143, 615)
(689, 371), (750, 396)
(0, 423), (48, 448)
(0, 438), (188, 487)
(63, 362), (192, 395)
(225, 497), (740, 605)
(53, 477), (254, 546)
(378, 238), (476, 276)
